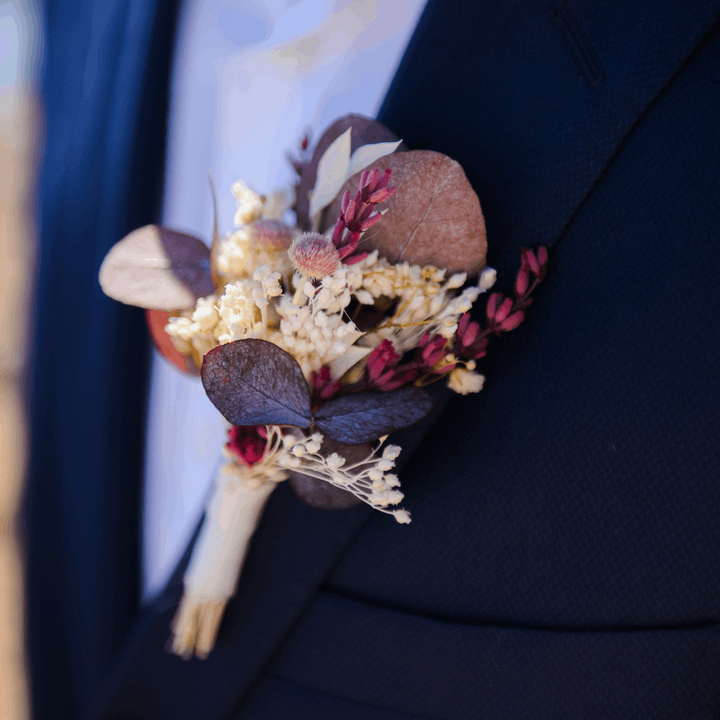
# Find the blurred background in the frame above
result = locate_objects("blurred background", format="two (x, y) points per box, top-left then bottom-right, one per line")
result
(0, 0), (41, 718)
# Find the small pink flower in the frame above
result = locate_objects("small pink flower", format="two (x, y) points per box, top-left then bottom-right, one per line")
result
(515, 260), (530, 298)
(366, 340), (418, 390)
(456, 314), (479, 349)
(288, 232), (341, 279)
(494, 297), (514, 324)
(311, 365), (341, 400)
(226, 425), (267, 467)
(455, 314), (488, 359)
(367, 340), (400, 383)
(498, 311), (525, 331)
(359, 168), (395, 204)
(331, 167), (396, 264)
(486, 292), (501, 323)
(418, 333), (448, 370)
(375, 366), (418, 391)
(524, 248), (541, 276)
(522, 246), (549, 280)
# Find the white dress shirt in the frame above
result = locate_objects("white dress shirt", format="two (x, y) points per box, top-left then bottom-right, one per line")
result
(142, 0), (427, 601)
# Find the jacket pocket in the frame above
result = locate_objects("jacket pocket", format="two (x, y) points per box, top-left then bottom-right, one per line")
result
(265, 590), (720, 720)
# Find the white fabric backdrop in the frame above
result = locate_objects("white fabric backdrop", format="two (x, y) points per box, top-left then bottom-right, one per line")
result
(143, 0), (427, 601)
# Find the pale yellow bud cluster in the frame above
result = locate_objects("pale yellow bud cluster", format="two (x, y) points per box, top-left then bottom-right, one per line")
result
(447, 367), (485, 395)
(164, 296), (221, 358)
(273, 293), (362, 379)
(350, 252), (486, 355)
(217, 228), (292, 282)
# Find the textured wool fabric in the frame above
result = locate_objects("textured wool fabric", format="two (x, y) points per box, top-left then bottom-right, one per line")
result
(261, 593), (719, 719)
(328, 0), (720, 629)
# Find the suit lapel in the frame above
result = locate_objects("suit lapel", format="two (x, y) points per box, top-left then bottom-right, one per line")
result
(379, 0), (720, 276)
(90, 0), (720, 717)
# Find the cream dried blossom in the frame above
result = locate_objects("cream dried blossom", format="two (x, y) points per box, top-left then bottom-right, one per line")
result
(232, 180), (264, 226)
(164, 296), (221, 358)
(273, 292), (363, 379)
(447, 367), (485, 395)
(216, 226), (293, 282)
(278, 433), (410, 523)
(352, 252), (489, 355)
(217, 268), (284, 343)
(216, 227), (251, 278)
(165, 264), (285, 356)
(479, 266), (497, 291)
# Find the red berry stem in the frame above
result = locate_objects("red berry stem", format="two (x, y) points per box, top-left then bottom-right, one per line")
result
(331, 168), (396, 265)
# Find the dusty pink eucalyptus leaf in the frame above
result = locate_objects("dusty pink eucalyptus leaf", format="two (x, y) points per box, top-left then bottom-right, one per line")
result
(295, 114), (404, 229)
(99, 225), (213, 310)
(328, 151), (487, 276)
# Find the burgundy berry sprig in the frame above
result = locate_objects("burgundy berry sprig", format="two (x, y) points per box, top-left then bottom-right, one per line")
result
(331, 168), (396, 265)
(366, 340), (419, 391)
(366, 247), (549, 391)
(226, 425), (268, 467)
(456, 246), (549, 363)
(310, 365), (341, 403)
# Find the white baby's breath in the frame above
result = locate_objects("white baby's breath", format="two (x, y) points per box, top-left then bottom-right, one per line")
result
(277, 434), (410, 522)
(232, 180), (264, 226)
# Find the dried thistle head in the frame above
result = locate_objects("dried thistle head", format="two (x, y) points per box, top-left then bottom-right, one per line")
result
(288, 232), (341, 280)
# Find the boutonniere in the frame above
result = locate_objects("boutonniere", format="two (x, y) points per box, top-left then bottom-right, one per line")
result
(99, 115), (548, 659)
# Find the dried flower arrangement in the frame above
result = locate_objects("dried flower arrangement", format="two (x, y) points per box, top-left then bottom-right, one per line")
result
(99, 115), (547, 659)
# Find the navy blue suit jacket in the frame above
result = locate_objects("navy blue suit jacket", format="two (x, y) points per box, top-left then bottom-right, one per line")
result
(29, 1), (720, 718)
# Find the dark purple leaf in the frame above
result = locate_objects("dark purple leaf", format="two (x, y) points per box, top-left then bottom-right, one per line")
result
(289, 472), (361, 509)
(202, 339), (312, 427)
(314, 388), (435, 445)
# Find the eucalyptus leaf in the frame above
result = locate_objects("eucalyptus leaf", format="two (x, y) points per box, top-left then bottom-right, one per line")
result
(308, 127), (352, 220)
(314, 388), (435, 445)
(99, 225), (213, 310)
(202, 339), (312, 427)
(326, 151), (488, 276)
